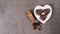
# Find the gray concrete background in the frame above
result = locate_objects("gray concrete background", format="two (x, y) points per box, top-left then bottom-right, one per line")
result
(0, 0), (60, 34)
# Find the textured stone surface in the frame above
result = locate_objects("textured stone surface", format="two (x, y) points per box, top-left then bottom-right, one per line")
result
(0, 0), (60, 34)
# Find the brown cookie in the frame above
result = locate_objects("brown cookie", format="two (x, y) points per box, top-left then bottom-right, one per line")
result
(36, 9), (50, 20)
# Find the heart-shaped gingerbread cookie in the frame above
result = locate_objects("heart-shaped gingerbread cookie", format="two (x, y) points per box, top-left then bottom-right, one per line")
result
(34, 5), (52, 24)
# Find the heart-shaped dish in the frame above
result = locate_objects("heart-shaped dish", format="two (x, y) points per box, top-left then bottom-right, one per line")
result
(34, 5), (52, 24)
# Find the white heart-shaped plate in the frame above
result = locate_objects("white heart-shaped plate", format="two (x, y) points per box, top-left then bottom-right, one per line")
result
(34, 5), (52, 24)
